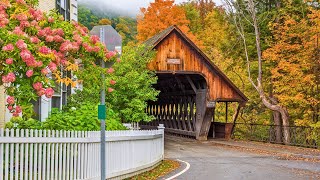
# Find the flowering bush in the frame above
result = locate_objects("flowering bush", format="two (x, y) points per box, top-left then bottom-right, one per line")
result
(0, 0), (116, 118)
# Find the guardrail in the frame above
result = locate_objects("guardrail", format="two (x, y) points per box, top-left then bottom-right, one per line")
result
(233, 123), (319, 149)
(0, 127), (164, 180)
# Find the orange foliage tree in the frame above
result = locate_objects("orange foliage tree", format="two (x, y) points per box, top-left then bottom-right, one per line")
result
(137, 0), (198, 43)
(263, 5), (320, 125)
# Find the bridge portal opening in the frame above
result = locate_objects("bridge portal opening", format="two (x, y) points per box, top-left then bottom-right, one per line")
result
(143, 72), (209, 139)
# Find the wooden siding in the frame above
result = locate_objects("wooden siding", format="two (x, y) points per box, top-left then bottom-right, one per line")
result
(148, 32), (243, 102)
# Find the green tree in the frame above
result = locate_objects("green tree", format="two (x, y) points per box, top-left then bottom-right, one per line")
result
(78, 5), (99, 29)
(106, 45), (159, 122)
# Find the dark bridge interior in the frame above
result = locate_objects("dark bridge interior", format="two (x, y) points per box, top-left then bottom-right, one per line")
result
(143, 72), (208, 137)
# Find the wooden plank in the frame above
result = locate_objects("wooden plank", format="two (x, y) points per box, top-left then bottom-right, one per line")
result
(195, 90), (207, 140)
(186, 96), (193, 132)
(174, 98), (182, 130)
(165, 128), (196, 137)
(180, 97), (187, 131)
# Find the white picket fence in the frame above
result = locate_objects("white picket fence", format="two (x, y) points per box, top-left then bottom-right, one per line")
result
(0, 128), (164, 180)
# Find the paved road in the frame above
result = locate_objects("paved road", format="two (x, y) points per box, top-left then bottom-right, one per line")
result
(164, 136), (320, 180)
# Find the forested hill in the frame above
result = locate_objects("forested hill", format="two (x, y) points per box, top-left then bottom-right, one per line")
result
(78, 5), (137, 45)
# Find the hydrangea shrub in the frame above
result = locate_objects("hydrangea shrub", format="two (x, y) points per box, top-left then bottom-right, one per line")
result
(0, 0), (116, 118)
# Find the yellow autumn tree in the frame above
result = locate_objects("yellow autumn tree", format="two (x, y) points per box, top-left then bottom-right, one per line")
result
(263, 6), (320, 125)
(137, 0), (199, 44)
(98, 18), (112, 25)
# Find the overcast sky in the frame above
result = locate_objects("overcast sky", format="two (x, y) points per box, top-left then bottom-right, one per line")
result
(79, 0), (223, 17)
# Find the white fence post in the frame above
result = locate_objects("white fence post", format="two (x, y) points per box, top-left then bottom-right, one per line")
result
(158, 124), (165, 160)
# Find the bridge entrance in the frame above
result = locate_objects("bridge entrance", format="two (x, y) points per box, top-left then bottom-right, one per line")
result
(142, 26), (248, 140)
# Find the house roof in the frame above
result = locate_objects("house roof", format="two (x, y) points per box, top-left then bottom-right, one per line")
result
(145, 25), (248, 102)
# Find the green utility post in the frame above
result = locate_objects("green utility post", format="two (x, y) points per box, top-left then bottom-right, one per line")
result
(99, 27), (106, 180)
(91, 25), (122, 180)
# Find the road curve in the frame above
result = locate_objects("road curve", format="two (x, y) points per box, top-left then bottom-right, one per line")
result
(164, 136), (320, 180)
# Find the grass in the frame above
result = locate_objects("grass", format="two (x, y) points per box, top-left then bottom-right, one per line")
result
(128, 159), (180, 180)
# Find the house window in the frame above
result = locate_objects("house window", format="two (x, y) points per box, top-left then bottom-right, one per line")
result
(56, 0), (70, 21)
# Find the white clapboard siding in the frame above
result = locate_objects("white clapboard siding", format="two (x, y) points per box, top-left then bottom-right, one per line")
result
(0, 127), (164, 180)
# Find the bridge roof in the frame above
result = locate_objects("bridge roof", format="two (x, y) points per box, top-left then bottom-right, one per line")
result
(145, 25), (248, 103)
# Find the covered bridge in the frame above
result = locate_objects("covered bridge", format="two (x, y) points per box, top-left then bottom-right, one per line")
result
(143, 26), (248, 140)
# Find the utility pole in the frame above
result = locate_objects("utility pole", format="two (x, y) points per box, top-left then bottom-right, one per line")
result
(90, 25), (122, 180)
(99, 27), (106, 180)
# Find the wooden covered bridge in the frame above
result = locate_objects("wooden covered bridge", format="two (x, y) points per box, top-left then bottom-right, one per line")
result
(142, 26), (248, 140)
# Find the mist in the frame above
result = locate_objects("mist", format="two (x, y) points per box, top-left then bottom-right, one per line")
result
(78, 0), (222, 18)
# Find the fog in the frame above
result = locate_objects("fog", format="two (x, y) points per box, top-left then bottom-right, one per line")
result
(78, 0), (223, 18)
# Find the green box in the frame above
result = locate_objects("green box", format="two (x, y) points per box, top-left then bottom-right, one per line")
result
(98, 105), (106, 120)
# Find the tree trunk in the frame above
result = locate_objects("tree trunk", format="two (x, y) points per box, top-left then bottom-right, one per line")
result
(273, 110), (282, 143)
(259, 90), (290, 144)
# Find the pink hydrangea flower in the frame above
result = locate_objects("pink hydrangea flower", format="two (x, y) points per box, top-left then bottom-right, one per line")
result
(33, 82), (43, 90)
(107, 68), (114, 74)
(39, 46), (51, 54)
(106, 51), (116, 59)
(90, 35), (100, 44)
(108, 88), (114, 93)
(55, 28), (64, 36)
(53, 35), (63, 43)
(19, 20), (30, 28)
(37, 88), (45, 96)
(41, 68), (49, 75)
(29, 8), (44, 21)
(13, 112), (19, 117)
(16, 39), (27, 50)
(92, 46), (100, 52)
(0, 18), (9, 27)
(26, 70), (33, 77)
(36, 61), (43, 67)
(15, 106), (22, 113)
(13, 27), (25, 36)
(116, 58), (121, 63)
(45, 88), (54, 98)
(110, 80), (116, 85)
(20, 49), (37, 67)
(6, 96), (14, 105)
(45, 36), (54, 42)
(20, 49), (32, 60)
(48, 62), (57, 72)
(60, 40), (72, 52)
(30, 36), (40, 44)
(16, 13), (27, 21)
(30, 20), (37, 26)
(16, 0), (26, 5)
(7, 106), (13, 111)
(3, 72), (16, 83)
(2, 44), (14, 51)
(5, 58), (13, 65)
(48, 17), (54, 23)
